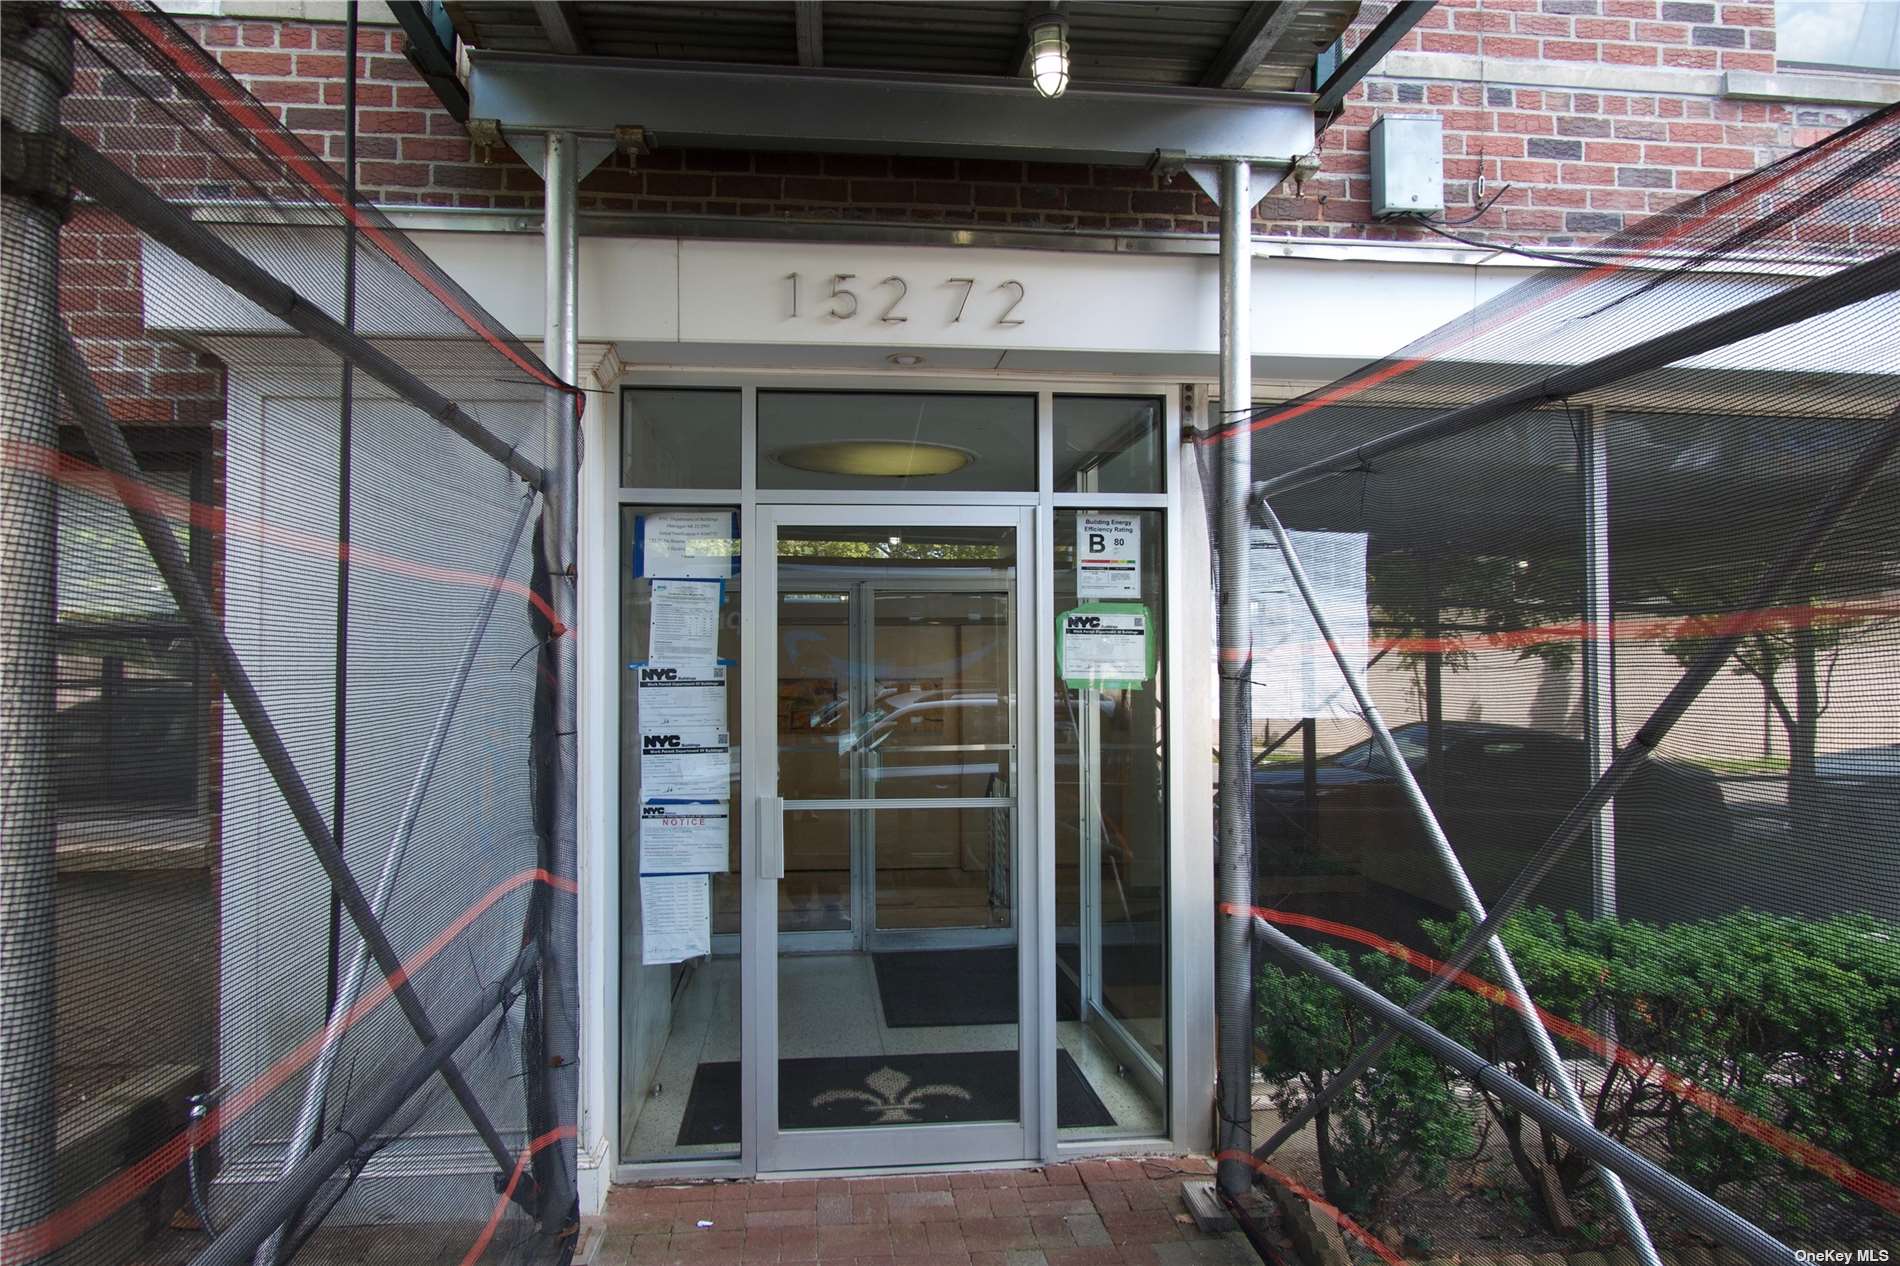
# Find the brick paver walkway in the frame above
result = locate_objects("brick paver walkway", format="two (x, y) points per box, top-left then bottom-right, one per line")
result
(594, 1156), (1259, 1266)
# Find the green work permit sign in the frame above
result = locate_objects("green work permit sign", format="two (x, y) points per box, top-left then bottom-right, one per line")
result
(1057, 602), (1154, 689)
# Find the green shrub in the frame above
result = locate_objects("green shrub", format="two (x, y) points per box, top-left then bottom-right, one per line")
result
(1423, 909), (1900, 1233)
(1254, 945), (1474, 1216)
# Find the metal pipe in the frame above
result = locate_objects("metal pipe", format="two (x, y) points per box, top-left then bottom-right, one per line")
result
(266, 490), (537, 1255)
(0, 1), (70, 1241)
(532, 127), (581, 1233)
(1249, 249), (1900, 505)
(1580, 404), (1617, 924)
(1251, 498), (1662, 1264)
(1249, 392), (1900, 1175)
(62, 135), (547, 491)
(305, 14), (363, 1253)
(1251, 914), (1801, 1266)
(1214, 157), (1255, 1200)
(189, 941), (541, 1266)
(55, 333), (531, 1193)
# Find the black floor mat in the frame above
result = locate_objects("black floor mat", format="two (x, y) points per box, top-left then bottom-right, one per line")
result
(873, 947), (1079, 1027)
(676, 1049), (1115, 1146)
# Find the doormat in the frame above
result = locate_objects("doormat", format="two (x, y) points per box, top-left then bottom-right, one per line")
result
(872, 947), (1079, 1028)
(675, 1049), (1115, 1146)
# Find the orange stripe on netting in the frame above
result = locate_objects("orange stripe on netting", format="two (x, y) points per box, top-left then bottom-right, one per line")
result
(4, 868), (578, 1263)
(105, 2), (585, 420)
(1211, 1151), (1406, 1266)
(1196, 120), (1867, 446)
(3, 435), (567, 634)
(1224, 902), (1900, 1214)
(457, 1125), (577, 1266)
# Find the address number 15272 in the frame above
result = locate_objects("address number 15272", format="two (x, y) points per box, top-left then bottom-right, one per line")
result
(784, 273), (1027, 327)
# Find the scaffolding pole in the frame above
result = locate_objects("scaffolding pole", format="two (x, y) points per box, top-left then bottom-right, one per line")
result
(55, 332), (531, 1194)
(1580, 404), (1617, 924)
(1251, 915), (1800, 1266)
(533, 126), (582, 1235)
(1251, 497), (1661, 1265)
(1213, 157), (1256, 1200)
(0, 0), (70, 1242)
(1246, 391), (1900, 1197)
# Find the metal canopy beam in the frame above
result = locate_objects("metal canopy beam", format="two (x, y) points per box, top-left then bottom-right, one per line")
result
(531, 0), (587, 56)
(1203, 0), (1307, 90)
(387, 0), (469, 121)
(1315, 0), (1434, 117)
(467, 51), (1315, 167)
(795, 0), (823, 68)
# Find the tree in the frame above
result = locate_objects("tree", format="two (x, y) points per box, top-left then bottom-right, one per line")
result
(1653, 558), (1895, 831)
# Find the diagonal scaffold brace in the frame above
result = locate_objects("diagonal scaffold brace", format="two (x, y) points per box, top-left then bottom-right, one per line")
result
(190, 941), (544, 1266)
(1250, 495), (1663, 1265)
(55, 330), (540, 1210)
(1247, 390), (1900, 1240)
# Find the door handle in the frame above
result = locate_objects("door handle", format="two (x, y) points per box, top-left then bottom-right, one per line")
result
(759, 795), (786, 880)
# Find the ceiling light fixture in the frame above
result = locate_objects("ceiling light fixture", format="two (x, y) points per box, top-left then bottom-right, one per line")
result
(777, 440), (973, 478)
(1028, 13), (1070, 99)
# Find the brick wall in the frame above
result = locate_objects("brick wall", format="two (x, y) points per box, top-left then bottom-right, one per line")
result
(61, 209), (226, 426)
(51, 0), (1881, 435)
(164, 2), (1877, 248)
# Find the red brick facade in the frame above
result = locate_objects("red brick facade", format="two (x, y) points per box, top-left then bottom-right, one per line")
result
(162, 1), (1877, 245)
(53, 0), (1881, 437)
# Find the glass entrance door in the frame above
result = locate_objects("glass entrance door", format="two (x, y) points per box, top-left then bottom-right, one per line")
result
(755, 506), (1037, 1170)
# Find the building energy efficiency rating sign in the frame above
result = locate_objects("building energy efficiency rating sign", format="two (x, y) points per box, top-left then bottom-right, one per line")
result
(1077, 512), (1140, 599)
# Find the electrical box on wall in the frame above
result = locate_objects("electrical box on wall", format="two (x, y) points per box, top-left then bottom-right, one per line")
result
(1370, 114), (1444, 218)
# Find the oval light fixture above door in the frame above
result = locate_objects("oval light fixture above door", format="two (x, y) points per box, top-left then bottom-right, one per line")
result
(775, 440), (974, 478)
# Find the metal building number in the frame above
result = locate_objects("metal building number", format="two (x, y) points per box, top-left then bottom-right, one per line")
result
(783, 272), (1027, 327)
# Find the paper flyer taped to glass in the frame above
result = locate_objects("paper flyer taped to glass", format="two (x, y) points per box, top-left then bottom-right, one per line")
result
(640, 872), (711, 965)
(639, 726), (730, 800)
(648, 577), (722, 675)
(636, 663), (727, 732)
(638, 800), (730, 874)
(634, 509), (734, 579)
(1248, 529), (1368, 720)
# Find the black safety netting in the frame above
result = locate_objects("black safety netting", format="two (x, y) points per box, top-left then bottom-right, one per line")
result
(1226, 103), (1900, 1260)
(3, 3), (579, 1264)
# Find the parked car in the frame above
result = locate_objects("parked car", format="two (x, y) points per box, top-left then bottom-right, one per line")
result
(1252, 720), (1734, 918)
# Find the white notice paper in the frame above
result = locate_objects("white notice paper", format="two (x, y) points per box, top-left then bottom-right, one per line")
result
(1061, 609), (1151, 685)
(1077, 513), (1141, 599)
(636, 510), (733, 579)
(639, 726), (730, 800)
(648, 578), (721, 676)
(637, 663), (727, 732)
(638, 801), (730, 874)
(1249, 529), (1368, 720)
(640, 873), (710, 965)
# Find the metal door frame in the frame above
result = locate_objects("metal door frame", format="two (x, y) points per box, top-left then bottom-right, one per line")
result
(750, 503), (1041, 1172)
